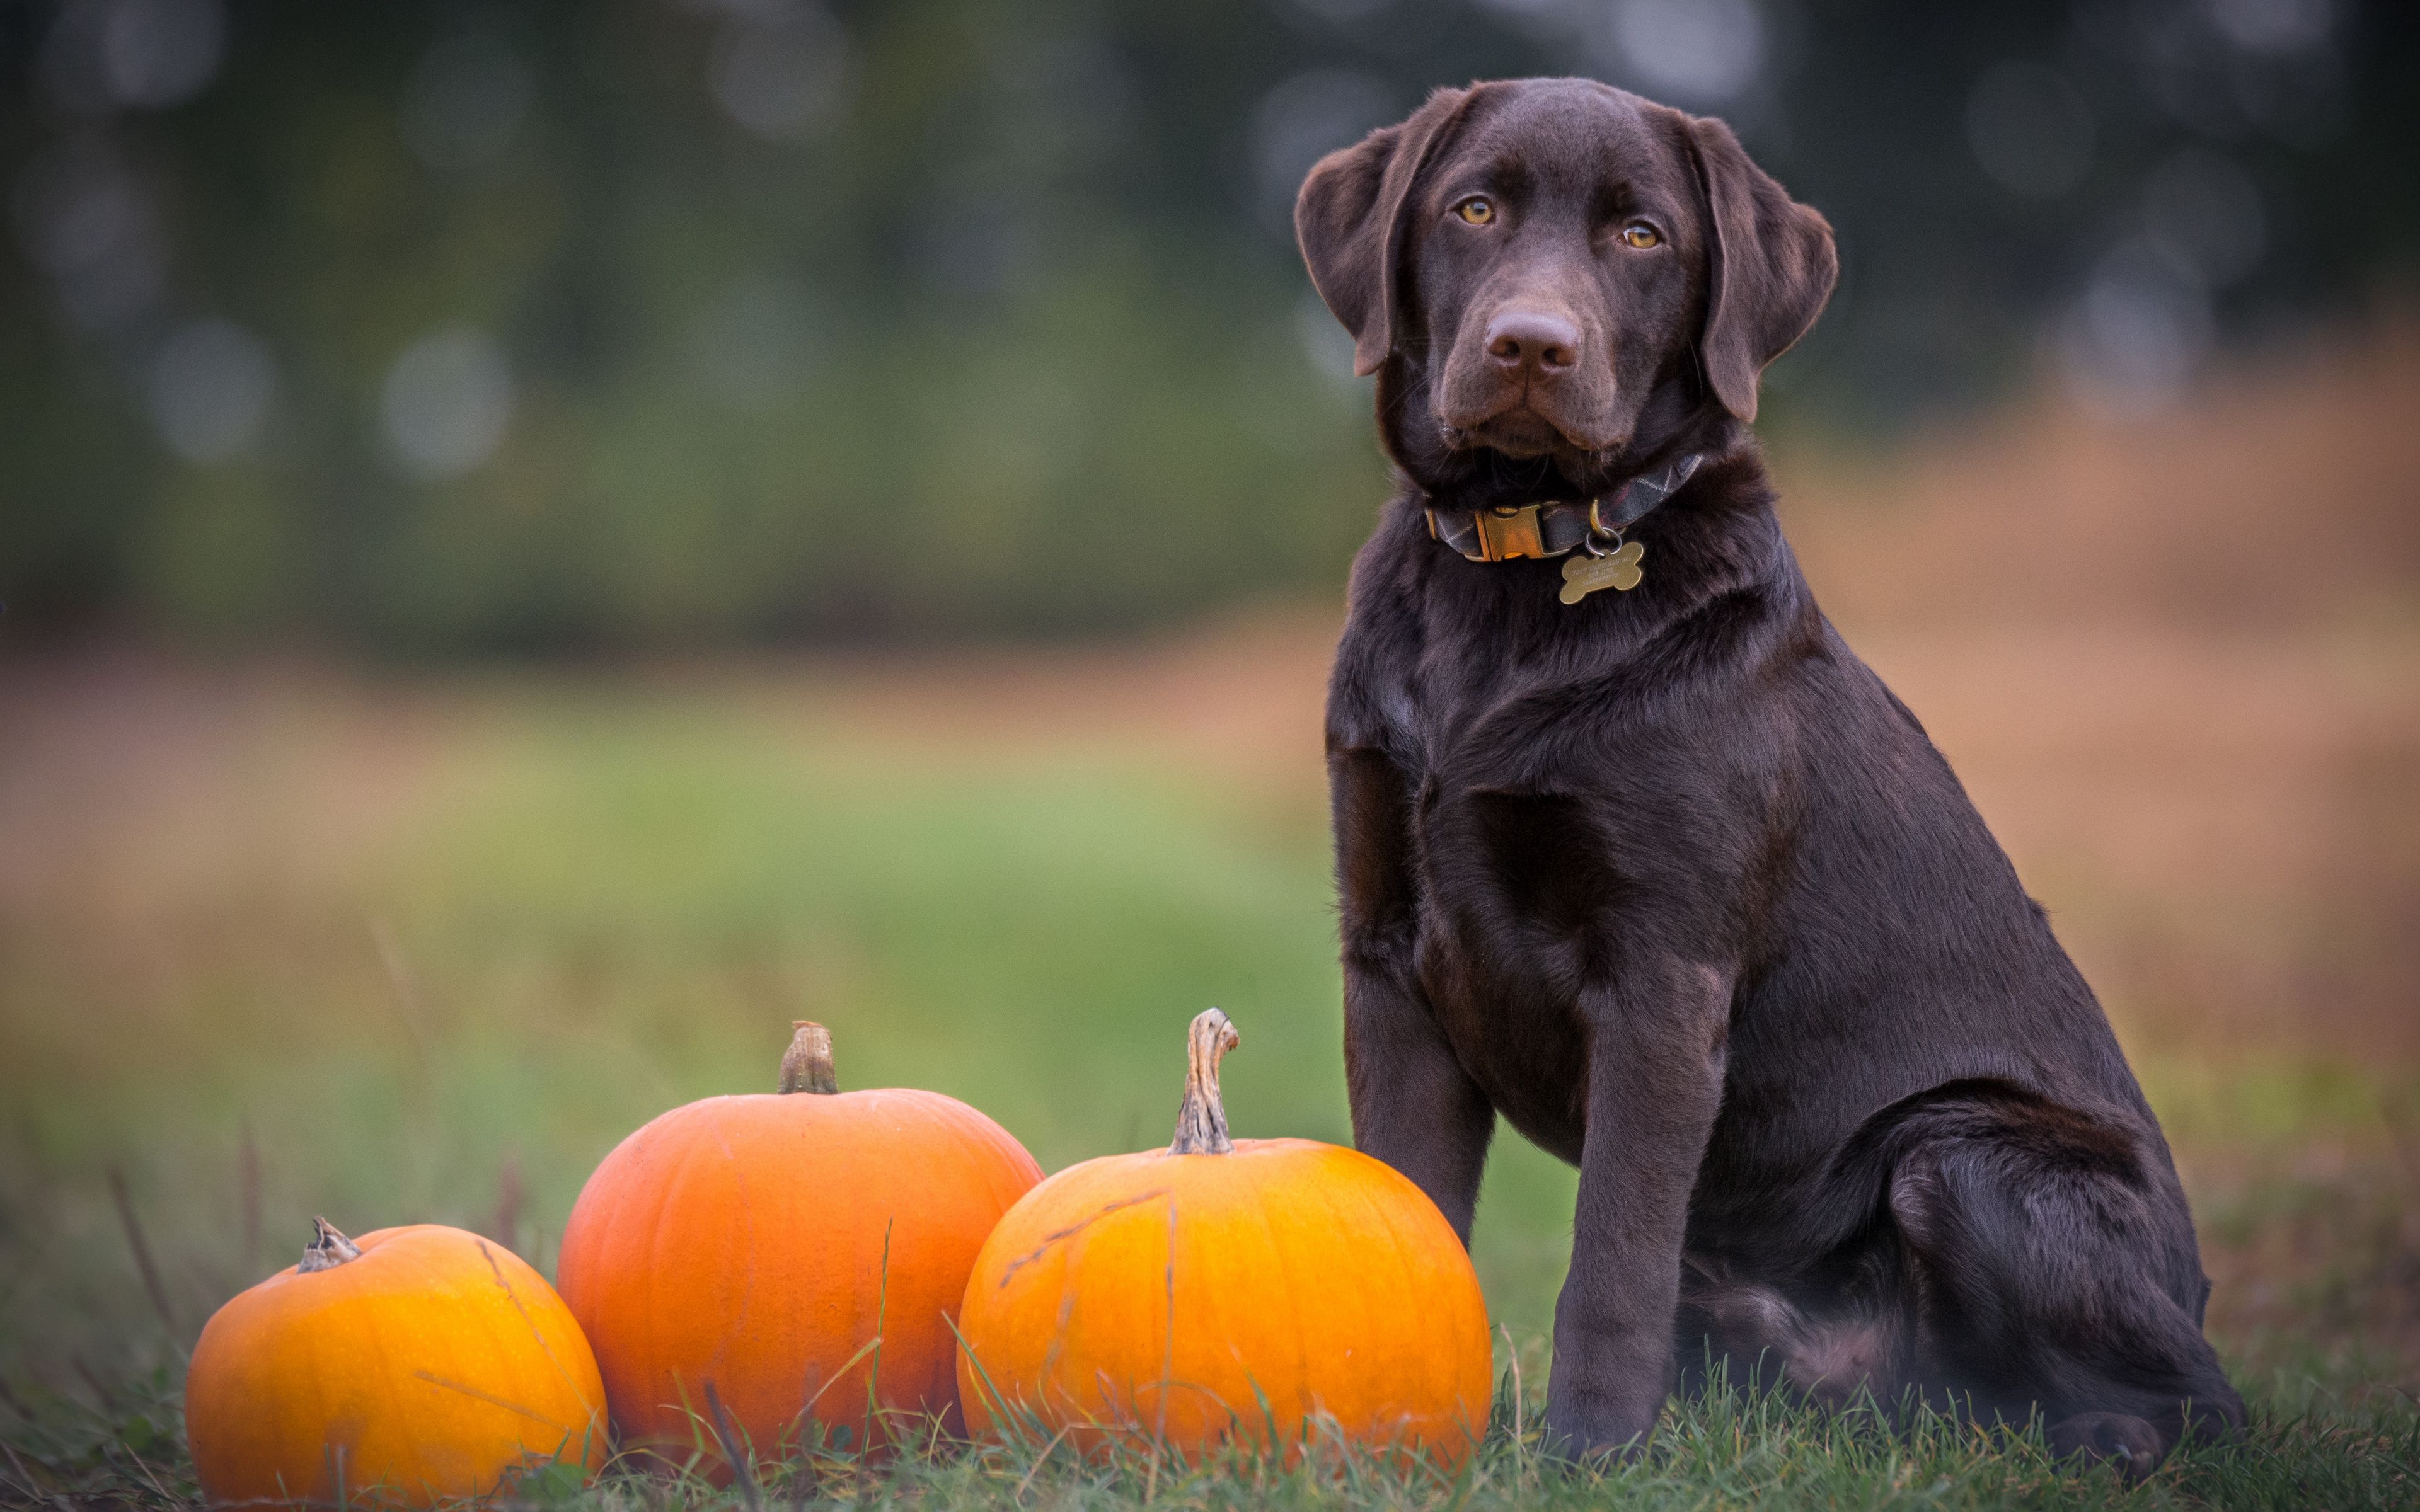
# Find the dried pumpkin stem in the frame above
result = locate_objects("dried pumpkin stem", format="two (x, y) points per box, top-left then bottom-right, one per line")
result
(778, 1021), (839, 1095)
(297, 1216), (361, 1273)
(1167, 1008), (1240, 1155)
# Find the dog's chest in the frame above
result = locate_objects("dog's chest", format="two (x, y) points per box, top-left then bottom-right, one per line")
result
(1354, 609), (1768, 1141)
(1409, 779), (1618, 1154)
(1378, 683), (1677, 1150)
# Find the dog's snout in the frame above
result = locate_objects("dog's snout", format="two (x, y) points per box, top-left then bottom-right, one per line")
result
(1484, 311), (1581, 377)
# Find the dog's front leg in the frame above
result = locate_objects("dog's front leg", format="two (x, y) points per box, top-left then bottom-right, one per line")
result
(1343, 951), (1494, 1243)
(1334, 747), (1494, 1242)
(1544, 958), (1733, 1457)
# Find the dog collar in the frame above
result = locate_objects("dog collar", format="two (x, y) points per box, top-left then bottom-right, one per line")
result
(1425, 451), (1704, 601)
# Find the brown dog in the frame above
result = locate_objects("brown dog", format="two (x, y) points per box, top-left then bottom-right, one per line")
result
(1296, 77), (2241, 1476)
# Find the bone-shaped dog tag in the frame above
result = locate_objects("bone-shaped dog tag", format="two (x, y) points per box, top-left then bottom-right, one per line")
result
(1558, 539), (1644, 603)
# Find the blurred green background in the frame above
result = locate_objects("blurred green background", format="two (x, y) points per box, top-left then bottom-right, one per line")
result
(3, 0), (2419, 1433)
(4, 0), (2416, 650)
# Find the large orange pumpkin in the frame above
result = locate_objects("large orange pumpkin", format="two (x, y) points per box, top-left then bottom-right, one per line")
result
(556, 1022), (1042, 1471)
(956, 1010), (1494, 1466)
(185, 1219), (607, 1508)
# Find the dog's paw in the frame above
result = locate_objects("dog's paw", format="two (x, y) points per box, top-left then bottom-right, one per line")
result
(1537, 1400), (1656, 1468)
(2048, 1412), (2167, 1484)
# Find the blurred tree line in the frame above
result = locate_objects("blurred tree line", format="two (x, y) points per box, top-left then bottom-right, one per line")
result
(3, 0), (2414, 653)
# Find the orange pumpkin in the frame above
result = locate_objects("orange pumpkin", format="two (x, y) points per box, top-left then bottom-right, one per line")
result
(556, 1022), (1042, 1471)
(185, 1219), (607, 1508)
(956, 1010), (1494, 1466)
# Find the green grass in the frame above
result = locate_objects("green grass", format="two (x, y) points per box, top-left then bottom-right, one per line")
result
(1, 677), (2414, 1508)
(0, 687), (1585, 1365)
(7, 1357), (2416, 1511)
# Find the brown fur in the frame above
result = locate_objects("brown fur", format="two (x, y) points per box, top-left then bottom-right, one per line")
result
(1296, 78), (2244, 1477)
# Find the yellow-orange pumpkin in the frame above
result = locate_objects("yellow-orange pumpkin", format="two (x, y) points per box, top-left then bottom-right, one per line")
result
(556, 1022), (1042, 1471)
(956, 1010), (1494, 1466)
(185, 1219), (607, 1508)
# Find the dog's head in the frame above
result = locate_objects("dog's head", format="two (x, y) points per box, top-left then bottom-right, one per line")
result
(1296, 78), (1836, 499)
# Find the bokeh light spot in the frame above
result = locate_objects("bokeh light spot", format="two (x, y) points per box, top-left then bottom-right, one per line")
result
(2142, 148), (2267, 288)
(40, 0), (224, 115)
(10, 135), (166, 331)
(380, 326), (516, 479)
(401, 30), (535, 173)
(103, 0), (225, 108)
(1599, 0), (1765, 108)
(708, 1), (851, 143)
(2208, 0), (2334, 56)
(1252, 70), (1395, 223)
(685, 273), (822, 411)
(1967, 60), (2096, 198)
(147, 318), (277, 462)
(2054, 238), (2214, 415)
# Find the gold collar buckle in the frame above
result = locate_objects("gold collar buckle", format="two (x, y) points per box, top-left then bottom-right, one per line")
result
(1471, 503), (1549, 561)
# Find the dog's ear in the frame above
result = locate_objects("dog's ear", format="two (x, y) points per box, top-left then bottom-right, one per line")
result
(1685, 113), (1837, 423)
(1295, 86), (1475, 378)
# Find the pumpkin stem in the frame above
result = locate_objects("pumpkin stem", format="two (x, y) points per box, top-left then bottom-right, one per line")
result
(296, 1216), (361, 1273)
(1167, 1008), (1240, 1155)
(778, 1021), (839, 1095)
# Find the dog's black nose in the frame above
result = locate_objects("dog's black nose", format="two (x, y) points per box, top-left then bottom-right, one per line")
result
(1484, 311), (1581, 377)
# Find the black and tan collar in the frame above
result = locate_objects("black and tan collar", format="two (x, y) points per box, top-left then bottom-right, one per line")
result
(1424, 452), (1705, 602)
(1424, 452), (1705, 564)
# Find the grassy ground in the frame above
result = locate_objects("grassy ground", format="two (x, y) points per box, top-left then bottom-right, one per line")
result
(4, 338), (2419, 1506)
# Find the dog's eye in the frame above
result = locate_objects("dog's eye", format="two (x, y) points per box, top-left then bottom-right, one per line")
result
(1621, 222), (1662, 249)
(1455, 197), (1495, 226)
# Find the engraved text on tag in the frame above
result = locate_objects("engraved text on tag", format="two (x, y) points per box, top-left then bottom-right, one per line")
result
(1558, 539), (1645, 603)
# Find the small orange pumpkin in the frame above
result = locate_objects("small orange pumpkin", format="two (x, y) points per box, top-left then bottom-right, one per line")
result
(956, 1010), (1494, 1466)
(185, 1219), (607, 1508)
(556, 1022), (1042, 1471)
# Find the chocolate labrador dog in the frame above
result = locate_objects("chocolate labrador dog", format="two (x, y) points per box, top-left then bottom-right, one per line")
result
(1295, 78), (2242, 1476)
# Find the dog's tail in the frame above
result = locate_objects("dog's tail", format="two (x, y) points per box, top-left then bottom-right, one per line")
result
(1678, 1254), (1908, 1408)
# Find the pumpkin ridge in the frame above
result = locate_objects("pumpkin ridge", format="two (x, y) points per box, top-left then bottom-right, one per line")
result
(705, 1101), (751, 1394)
(1277, 1161), (1316, 1432)
(352, 1249), (422, 1499)
(1032, 1174), (1115, 1410)
(396, 1234), (484, 1496)
(995, 1186), (1172, 1290)
(590, 1128), (638, 1411)
(1351, 1161), (1432, 1428)
(289, 1261), (354, 1498)
(408, 1368), (569, 1429)
(1246, 1160), (1312, 1444)
(631, 1115), (706, 1448)
(471, 1237), (595, 1421)
(414, 1228), (592, 1491)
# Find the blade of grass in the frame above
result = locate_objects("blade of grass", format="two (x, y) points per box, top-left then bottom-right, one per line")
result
(943, 1310), (1056, 1450)
(1143, 1196), (1175, 1504)
(1011, 1424), (1071, 1505)
(105, 1169), (178, 1343)
(0, 1439), (42, 1502)
(703, 1380), (763, 1512)
(862, 1217), (891, 1483)
(238, 1121), (261, 1278)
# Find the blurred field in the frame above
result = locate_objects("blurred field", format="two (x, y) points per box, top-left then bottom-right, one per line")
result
(3, 334), (2419, 1499)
